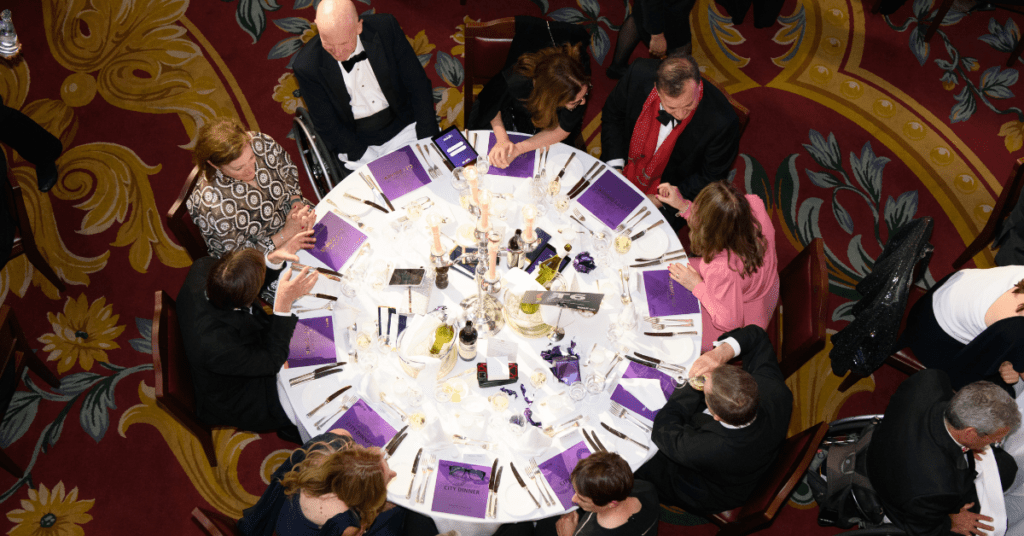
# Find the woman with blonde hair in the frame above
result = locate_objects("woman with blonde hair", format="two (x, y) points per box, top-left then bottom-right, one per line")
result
(188, 118), (315, 260)
(239, 431), (405, 536)
(468, 17), (591, 169)
(656, 181), (779, 352)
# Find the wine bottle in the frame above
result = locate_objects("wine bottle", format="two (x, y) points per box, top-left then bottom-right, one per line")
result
(458, 321), (478, 361)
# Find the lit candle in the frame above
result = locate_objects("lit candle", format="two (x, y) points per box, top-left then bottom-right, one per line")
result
(522, 204), (537, 242)
(465, 166), (479, 205)
(427, 213), (443, 255)
(478, 189), (491, 231)
(487, 232), (500, 280)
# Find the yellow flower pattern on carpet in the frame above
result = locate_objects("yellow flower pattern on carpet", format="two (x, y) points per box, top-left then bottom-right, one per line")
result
(273, 73), (305, 115)
(6, 482), (94, 536)
(407, 30), (435, 58)
(999, 120), (1024, 153)
(38, 294), (126, 374)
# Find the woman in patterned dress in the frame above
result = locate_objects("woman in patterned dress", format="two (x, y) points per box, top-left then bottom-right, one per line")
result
(188, 118), (315, 260)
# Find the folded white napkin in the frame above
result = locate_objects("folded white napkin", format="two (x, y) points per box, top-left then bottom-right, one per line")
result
(421, 418), (449, 448)
(518, 423), (553, 450)
(533, 392), (576, 424)
(505, 267), (542, 296)
(619, 377), (668, 410)
(398, 314), (438, 358)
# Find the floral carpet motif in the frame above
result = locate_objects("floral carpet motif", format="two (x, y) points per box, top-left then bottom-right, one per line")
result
(1, 0), (1021, 534)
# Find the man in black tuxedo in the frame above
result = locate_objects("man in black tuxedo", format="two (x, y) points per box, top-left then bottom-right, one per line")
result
(635, 325), (793, 512)
(601, 51), (740, 231)
(176, 235), (317, 433)
(293, 0), (437, 172)
(867, 371), (1020, 536)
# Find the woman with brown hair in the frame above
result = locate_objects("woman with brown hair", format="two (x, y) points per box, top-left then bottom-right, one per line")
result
(656, 181), (779, 352)
(469, 20), (591, 169)
(239, 431), (406, 536)
(188, 118), (315, 260)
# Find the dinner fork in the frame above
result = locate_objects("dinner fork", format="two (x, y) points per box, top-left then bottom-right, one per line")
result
(528, 457), (555, 506)
(615, 207), (648, 233)
(415, 144), (440, 178)
(379, 392), (409, 422)
(291, 301), (334, 315)
(621, 212), (650, 236)
(609, 401), (653, 433)
(416, 455), (438, 504)
(538, 146), (550, 180)
(314, 394), (358, 430)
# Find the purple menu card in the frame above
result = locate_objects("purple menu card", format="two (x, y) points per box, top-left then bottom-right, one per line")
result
(642, 270), (700, 318)
(538, 441), (592, 509)
(576, 171), (645, 229)
(287, 316), (336, 368)
(307, 211), (368, 271)
(366, 145), (432, 200)
(329, 400), (397, 448)
(609, 362), (676, 421)
(431, 460), (492, 518)
(486, 133), (536, 178)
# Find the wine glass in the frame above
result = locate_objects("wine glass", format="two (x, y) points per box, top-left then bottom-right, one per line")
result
(553, 194), (570, 224)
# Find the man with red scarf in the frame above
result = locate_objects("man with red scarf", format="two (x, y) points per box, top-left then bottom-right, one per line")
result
(601, 51), (740, 231)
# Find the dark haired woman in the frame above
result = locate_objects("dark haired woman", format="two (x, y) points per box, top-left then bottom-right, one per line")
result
(239, 430), (406, 536)
(656, 181), (778, 352)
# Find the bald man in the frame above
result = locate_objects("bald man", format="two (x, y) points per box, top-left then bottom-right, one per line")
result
(293, 0), (437, 173)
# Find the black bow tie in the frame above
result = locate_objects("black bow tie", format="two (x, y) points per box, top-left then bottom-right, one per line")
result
(657, 109), (678, 127)
(341, 51), (368, 72)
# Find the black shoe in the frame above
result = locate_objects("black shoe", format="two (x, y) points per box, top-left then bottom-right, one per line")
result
(276, 424), (303, 445)
(36, 162), (59, 192)
(606, 64), (626, 80)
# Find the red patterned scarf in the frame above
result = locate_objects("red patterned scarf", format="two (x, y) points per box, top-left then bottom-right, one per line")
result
(623, 81), (704, 195)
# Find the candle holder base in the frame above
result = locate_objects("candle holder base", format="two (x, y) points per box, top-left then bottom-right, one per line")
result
(459, 292), (505, 339)
(481, 275), (502, 294)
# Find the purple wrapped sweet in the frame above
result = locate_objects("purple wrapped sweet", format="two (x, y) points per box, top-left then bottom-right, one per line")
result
(573, 251), (596, 274)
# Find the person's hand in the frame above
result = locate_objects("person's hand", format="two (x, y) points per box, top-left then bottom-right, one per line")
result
(649, 33), (668, 57)
(281, 204), (313, 241)
(489, 138), (515, 169)
(999, 361), (1021, 384)
(555, 511), (579, 536)
(668, 262), (702, 291)
(268, 229), (316, 264)
(690, 343), (734, 379)
(647, 193), (663, 209)
(949, 503), (994, 536)
(655, 183), (689, 213)
(274, 266), (319, 314)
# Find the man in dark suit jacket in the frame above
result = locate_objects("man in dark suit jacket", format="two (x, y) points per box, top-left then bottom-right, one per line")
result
(634, 325), (793, 512)
(293, 0), (437, 170)
(867, 370), (1020, 536)
(176, 245), (317, 432)
(601, 51), (740, 231)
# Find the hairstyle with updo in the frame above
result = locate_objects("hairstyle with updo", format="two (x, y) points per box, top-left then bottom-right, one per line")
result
(193, 118), (250, 181)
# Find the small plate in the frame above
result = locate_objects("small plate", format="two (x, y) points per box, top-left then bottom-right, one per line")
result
(501, 482), (540, 517)
(631, 226), (669, 260)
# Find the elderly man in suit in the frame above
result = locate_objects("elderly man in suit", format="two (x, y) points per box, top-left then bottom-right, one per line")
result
(601, 50), (740, 232)
(867, 371), (1020, 536)
(634, 325), (793, 513)
(293, 0), (437, 174)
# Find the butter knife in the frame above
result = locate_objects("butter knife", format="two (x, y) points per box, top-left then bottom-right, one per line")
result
(509, 462), (541, 508)
(582, 428), (601, 453)
(601, 422), (650, 450)
(385, 431), (408, 458)
(644, 331), (698, 337)
(382, 425), (409, 454)
(487, 458), (499, 518)
(630, 220), (664, 241)
(566, 160), (599, 197)
(591, 428), (609, 452)
(289, 362), (345, 386)
(342, 192), (389, 214)
(406, 448), (423, 499)
(553, 152), (576, 184)
(361, 172), (395, 212)
(306, 385), (352, 417)
(629, 253), (687, 268)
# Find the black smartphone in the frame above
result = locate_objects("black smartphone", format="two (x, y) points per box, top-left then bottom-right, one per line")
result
(522, 228), (554, 273)
(388, 268), (425, 286)
(431, 125), (478, 169)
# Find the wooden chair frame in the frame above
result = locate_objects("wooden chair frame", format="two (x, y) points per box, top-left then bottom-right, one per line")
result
(167, 165), (210, 262)
(773, 238), (829, 379)
(953, 157), (1024, 270)
(191, 507), (239, 536)
(5, 166), (66, 292)
(463, 18), (516, 124)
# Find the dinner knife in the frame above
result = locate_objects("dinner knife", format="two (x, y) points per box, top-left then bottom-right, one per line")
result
(630, 220), (664, 241)
(616, 207), (648, 232)
(553, 153), (576, 183)
(644, 331), (699, 337)
(568, 164), (605, 199)
(635, 248), (686, 263)
(493, 466), (504, 517)
(386, 432), (408, 459)
(624, 353), (662, 372)
(566, 160), (599, 197)
(289, 362), (345, 386)
(582, 428), (601, 453)
(601, 422), (650, 450)
(406, 448), (423, 499)
(305, 385), (352, 417)
(342, 192), (390, 214)
(361, 172), (395, 212)
(290, 262), (343, 278)
(629, 254), (687, 268)
(488, 458), (499, 518)
(429, 143), (454, 172)
(509, 462), (541, 508)
(591, 428), (609, 453)
(289, 365), (345, 386)
(382, 424), (409, 454)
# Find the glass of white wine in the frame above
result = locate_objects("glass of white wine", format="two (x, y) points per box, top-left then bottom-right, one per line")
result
(553, 194), (570, 224)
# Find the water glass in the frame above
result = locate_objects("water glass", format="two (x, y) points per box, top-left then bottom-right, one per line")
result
(585, 373), (606, 394)
(568, 381), (586, 401)
(508, 413), (528, 435)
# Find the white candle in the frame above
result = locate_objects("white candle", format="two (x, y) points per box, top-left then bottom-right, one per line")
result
(427, 213), (443, 255)
(478, 190), (491, 231)
(488, 239), (499, 280)
(465, 166), (479, 205)
(522, 204), (537, 241)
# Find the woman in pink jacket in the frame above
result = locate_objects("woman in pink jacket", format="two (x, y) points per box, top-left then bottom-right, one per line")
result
(656, 181), (779, 352)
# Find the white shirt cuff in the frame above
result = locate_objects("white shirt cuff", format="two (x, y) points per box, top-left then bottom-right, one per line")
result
(607, 158), (625, 169)
(266, 256), (284, 271)
(713, 337), (741, 358)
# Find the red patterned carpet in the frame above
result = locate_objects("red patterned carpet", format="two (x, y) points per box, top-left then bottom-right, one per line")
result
(1, 0), (1022, 534)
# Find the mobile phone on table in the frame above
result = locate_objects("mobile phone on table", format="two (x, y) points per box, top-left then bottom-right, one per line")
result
(388, 268), (425, 286)
(431, 126), (478, 169)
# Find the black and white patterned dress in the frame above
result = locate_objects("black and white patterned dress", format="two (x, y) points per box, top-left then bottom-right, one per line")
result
(187, 132), (310, 258)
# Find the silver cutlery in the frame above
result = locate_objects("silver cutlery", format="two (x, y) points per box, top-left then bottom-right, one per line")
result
(609, 401), (653, 433)
(568, 215), (594, 236)
(624, 270), (634, 303)
(630, 254), (687, 268)
(306, 385), (352, 417)
(416, 455), (438, 504)
(360, 172), (395, 212)
(601, 421), (649, 450)
(378, 392), (409, 422)
(406, 448), (423, 499)
(643, 330), (699, 337)
(582, 428), (601, 453)
(618, 268), (630, 305)
(487, 458), (500, 518)
(528, 457), (555, 507)
(492, 466), (504, 516)
(644, 316), (694, 325)
(616, 207), (648, 232)
(568, 164), (605, 199)
(290, 363), (346, 386)
(291, 301), (335, 315)
(314, 394), (358, 430)
(415, 144), (440, 179)
(509, 462), (541, 509)
(566, 161), (600, 196)
(630, 220), (664, 241)
(635, 248), (686, 263)
(342, 191), (389, 214)
(621, 212), (650, 236)
(452, 434), (497, 450)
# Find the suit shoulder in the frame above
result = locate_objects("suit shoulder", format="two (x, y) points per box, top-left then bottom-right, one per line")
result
(361, 13), (400, 31)
(697, 80), (740, 123)
(293, 35), (323, 72)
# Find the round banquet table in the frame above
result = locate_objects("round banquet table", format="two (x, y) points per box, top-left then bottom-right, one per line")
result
(275, 131), (702, 536)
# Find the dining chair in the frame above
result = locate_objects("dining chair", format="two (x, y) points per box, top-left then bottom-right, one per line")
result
(463, 17), (516, 119)
(190, 507), (240, 536)
(952, 157), (1024, 270)
(703, 76), (751, 140)
(153, 290), (221, 467)
(0, 305), (61, 477)
(292, 106), (345, 200)
(769, 238), (829, 379)
(705, 421), (829, 536)
(167, 166), (210, 262)
(4, 162), (66, 292)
